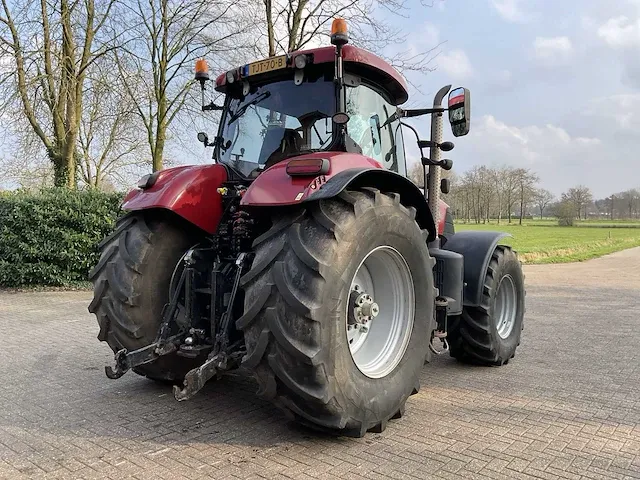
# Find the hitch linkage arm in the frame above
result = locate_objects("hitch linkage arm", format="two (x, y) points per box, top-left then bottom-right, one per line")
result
(105, 251), (195, 379)
(105, 337), (181, 379)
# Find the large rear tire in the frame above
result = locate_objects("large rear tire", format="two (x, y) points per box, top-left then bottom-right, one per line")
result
(239, 189), (435, 437)
(88, 212), (204, 383)
(448, 245), (525, 365)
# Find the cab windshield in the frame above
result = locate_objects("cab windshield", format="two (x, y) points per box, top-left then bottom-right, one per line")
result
(218, 75), (335, 176)
(217, 72), (406, 177)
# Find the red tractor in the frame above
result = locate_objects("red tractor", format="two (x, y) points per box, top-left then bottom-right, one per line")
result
(89, 19), (525, 437)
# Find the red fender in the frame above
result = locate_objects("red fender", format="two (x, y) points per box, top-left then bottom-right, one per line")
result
(240, 152), (382, 206)
(122, 164), (227, 233)
(438, 199), (449, 235)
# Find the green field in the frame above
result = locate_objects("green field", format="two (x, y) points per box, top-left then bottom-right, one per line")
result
(454, 220), (640, 264)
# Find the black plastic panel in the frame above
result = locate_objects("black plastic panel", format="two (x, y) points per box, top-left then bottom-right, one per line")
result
(442, 230), (511, 307)
(429, 248), (464, 315)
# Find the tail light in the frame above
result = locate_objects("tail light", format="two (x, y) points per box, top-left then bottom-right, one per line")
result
(286, 158), (330, 176)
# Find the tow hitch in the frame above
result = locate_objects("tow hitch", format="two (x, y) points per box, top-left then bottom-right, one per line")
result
(104, 250), (249, 401)
(173, 253), (248, 401)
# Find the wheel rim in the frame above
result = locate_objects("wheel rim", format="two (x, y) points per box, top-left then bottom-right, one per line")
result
(495, 274), (517, 339)
(346, 246), (415, 379)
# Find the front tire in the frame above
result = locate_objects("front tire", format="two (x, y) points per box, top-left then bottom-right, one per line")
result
(239, 189), (435, 437)
(88, 212), (204, 383)
(448, 245), (525, 365)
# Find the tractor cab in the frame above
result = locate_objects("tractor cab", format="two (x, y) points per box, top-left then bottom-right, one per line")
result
(195, 24), (411, 179)
(194, 18), (470, 234)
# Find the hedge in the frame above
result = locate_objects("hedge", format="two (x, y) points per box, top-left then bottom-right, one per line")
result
(0, 189), (124, 287)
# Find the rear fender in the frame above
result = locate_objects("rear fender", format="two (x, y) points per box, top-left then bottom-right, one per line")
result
(240, 153), (436, 241)
(121, 164), (227, 234)
(442, 231), (511, 307)
(304, 168), (437, 241)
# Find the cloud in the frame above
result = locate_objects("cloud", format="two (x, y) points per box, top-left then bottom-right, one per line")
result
(454, 115), (606, 195)
(586, 93), (640, 132)
(533, 36), (574, 67)
(490, 0), (530, 23)
(421, 22), (440, 47)
(483, 69), (513, 92)
(437, 49), (473, 80)
(597, 16), (640, 48)
(595, 16), (640, 88)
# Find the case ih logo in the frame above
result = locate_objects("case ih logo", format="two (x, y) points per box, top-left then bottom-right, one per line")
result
(309, 175), (327, 190)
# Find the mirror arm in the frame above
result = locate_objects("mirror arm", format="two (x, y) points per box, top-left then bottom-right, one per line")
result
(203, 102), (224, 111)
(402, 107), (445, 118)
(382, 107), (447, 128)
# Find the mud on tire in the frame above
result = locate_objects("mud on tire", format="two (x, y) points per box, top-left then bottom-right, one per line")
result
(88, 212), (204, 383)
(238, 189), (436, 437)
(448, 245), (525, 365)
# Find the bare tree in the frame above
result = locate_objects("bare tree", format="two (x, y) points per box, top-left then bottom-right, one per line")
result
(515, 168), (539, 225)
(565, 185), (593, 220)
(260, 0), (442, 76)
(77, 61), (145, 189)
(490, 166), (508, 224)
(620, 189), (640, 219)
(533, 188), (554, 219)
(0, 0), (118, 188)
(408, 161), (453, 190)
(0, 153), (51, 189)
(408, 162), (424, 187)
(113, 0), (249, 172)
(502, 169), (520, 224)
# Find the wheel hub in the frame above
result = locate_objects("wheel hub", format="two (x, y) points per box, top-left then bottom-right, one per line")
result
(495, 274), (517, 339)
(346, 246), (415, 379)
(349, 285), (380, 326)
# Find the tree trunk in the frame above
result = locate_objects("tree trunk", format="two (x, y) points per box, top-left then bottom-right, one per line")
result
(264, 0), (275, 56)
(51, 150), (69, 188)
(63, 142), (77, 188)
(153, 130), (165, 172)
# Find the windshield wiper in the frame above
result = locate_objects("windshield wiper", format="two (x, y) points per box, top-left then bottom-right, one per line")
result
(228, 92), (271, 124)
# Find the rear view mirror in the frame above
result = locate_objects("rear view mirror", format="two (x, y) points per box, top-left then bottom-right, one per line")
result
(448, 87), (470, 137)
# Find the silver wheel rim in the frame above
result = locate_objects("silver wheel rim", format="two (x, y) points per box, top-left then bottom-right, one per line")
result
(495, 274), (517, 339)
(346, 246), (415, 379)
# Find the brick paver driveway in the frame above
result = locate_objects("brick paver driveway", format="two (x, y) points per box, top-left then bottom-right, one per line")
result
(1, 248), (639, 480)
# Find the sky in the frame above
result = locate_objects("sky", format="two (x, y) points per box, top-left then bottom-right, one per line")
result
(398, 0), (640, 198)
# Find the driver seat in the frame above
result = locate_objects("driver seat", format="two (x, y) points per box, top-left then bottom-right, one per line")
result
(263, 128), (304, 169)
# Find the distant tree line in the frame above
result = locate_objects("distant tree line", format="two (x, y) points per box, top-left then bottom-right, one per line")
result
(408, 163), (639, 225)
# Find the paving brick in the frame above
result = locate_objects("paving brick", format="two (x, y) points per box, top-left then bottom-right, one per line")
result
(1, 248), (640, 479)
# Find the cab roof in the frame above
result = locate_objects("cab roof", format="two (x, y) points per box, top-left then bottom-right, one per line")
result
(215, 45), (409, 106)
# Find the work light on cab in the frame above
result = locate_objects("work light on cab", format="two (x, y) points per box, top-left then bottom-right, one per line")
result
(331, 18), (349, 45)
(294, 54), (308, 69)
(194, 58), (209, 82)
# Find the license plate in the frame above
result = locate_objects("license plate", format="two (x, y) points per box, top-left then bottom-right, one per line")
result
(247, 56), (287, 76)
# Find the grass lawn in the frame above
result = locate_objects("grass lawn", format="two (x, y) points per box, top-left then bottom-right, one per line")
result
(454, 221), (640, 264)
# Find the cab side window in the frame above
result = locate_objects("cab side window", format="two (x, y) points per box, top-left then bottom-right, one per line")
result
(345, 83), (402, 173)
